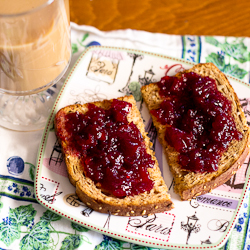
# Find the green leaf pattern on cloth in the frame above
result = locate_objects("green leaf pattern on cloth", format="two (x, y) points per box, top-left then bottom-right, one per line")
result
(20, 221), (50, 250)
(40, 210), (62, 223)
(0, 215), (20, 247)
(10, 204), (37, 227)
(206, 37), (250, 63)
(94, 236), (121, 250)
(72, 43), (79, 54)
(205, 37), (249, 79)
(25, 162), (36, 182)
(0, 204), (91, 249)
(223, 64), (248, 79)
(71, 222), (90, 232)
(0, 204), (36, 246)
(205, 52), (225, 70)
(60, 235), (85, 250)
(94, 236), (160, 250)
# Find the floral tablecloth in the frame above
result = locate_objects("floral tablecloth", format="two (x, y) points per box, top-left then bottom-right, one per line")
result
(0, 23), (250, 250)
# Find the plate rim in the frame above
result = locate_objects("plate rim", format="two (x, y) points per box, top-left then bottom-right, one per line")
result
(35, 45), (250, 250)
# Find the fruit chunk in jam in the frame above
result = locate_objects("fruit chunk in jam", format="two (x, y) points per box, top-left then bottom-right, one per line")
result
(151, 72), (242, 173)
(59, 99), (154, 198)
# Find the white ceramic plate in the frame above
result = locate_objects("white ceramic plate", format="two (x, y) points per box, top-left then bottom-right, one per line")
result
(35, 46), (250, 249)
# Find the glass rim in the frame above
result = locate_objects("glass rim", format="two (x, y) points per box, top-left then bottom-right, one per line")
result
(0, 0), (56, 18)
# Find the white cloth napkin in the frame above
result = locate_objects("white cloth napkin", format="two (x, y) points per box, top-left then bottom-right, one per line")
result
(0, 23), (250, 250)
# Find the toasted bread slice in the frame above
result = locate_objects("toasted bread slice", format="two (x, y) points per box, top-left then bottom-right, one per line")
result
(54, 95), (173, 216)
(141, 63), (250, 200)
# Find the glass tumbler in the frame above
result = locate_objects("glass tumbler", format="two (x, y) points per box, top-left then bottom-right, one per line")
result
(0, 0), (71, 131)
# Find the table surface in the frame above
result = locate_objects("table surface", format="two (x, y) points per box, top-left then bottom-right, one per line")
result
(69, 0), (250, 37)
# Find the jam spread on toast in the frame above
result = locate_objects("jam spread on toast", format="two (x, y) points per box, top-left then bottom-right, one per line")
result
(151, 72), (242, 173)
(58, 99), (154, 198)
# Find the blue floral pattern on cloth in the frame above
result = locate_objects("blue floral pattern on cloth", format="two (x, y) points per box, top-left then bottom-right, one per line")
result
(182, 36), (201, 63)
(220, 189), (250, 250)
(0, 176), (36, 203)
(243, 187), (250, 250)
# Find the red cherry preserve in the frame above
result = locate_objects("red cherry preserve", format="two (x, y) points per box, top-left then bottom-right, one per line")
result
(59, 99), (155, 198)
(151, 72), (242, 173)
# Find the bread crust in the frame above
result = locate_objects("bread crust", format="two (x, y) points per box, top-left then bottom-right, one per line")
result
(141, 63), (250, 200)
(54, 95), (173, 216)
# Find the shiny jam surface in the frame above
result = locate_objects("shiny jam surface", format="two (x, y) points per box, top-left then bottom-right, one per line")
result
(61, 99), (154, 198)
(151, 72), (242, 173)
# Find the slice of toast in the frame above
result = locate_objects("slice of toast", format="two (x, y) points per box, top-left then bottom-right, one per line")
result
(54, 95), (173, 216)
(141, 63), (250, 200)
